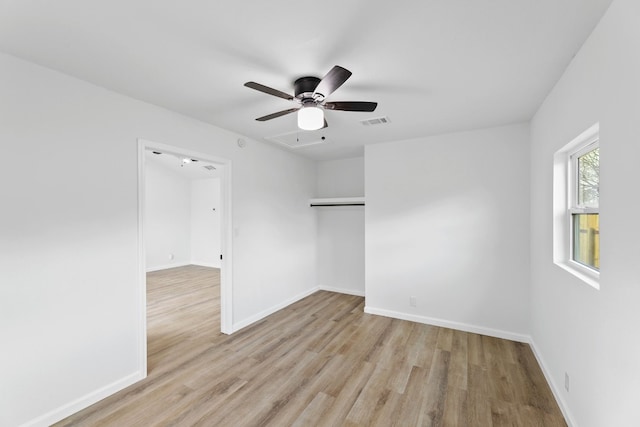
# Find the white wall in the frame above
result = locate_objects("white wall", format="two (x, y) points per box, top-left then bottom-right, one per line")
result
(145, 157), (192, 270)
(0, 52), (316, 427)
(145, 153), (221, 271)
(316, 156), (365, 198)
(316, 157), (365, 296)
(530, 1), (640, 426)
(365, 124), (530, 340)
(191, 178), (221, 268)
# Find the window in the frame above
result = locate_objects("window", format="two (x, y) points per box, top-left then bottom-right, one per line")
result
(553, 123), (600, 288)
(569, 143), (599, 270)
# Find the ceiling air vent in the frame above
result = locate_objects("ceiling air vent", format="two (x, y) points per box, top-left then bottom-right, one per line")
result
(360, 116), (391, 126)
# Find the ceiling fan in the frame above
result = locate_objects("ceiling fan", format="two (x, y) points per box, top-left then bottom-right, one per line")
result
(244, 65), (378, 131)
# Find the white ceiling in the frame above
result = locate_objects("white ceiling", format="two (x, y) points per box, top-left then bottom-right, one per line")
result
(146, 149), (221, 181)
(0, 0), (612, 161)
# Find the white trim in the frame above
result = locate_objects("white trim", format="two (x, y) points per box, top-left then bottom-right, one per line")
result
(146, 262), (221, 273)
(318, 285), (365, 297)
(568, 207), (599, 215)
(145, 262), (191, 273)
(555, 261), (600, 290)
(191, 261), (221, 269)
(219, 160), (233, 334)
(231, 287), (320, 333)
(363, 306), (529, 343)
(136, 141), (148, 378)
(562, 123), (600, 153)
(528, 339), (576, 427)
(19, 371), (143, 427)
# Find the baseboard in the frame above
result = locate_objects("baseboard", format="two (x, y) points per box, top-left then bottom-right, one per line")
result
(527, 338), (575, 427)
(146, 262), (221, 272)
(20, 370), (143, 427)
(232, 287), (320, 332)
(363, 306), (530, 343)
(191, 261), (221, 269)
(318, 285), (365, 297)
(145, 262), (190, 272)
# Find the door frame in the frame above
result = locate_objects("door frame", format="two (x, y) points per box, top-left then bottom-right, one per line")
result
(137, 138), (233, 376)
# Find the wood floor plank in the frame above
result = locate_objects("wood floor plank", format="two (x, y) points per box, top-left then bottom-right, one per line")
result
(448, 329), (469, 391)
(417, 348), (450, 426)
(315, 360), (377, 427)
(441, 387), (468, 427)
(368, 389), (405, 427)
(467, 364), (494, 426)
(291, 392), (335, 427)
(395, 365), (430, 426)
(54, 265), (566, 426)
(483, 335), (517, 403)
(344, 363), (395, 425)
(436, 327), (454, 351)
(262, 354), (349, 426)
(467, 332), (486, 369)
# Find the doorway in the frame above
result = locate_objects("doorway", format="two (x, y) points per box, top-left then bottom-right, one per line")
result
(137, 139), (233, 376)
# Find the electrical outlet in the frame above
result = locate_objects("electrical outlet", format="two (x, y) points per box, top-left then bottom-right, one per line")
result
(410, 296), (417, 307)
(169, 253), (174, 260)
(565, 372), (570, 392)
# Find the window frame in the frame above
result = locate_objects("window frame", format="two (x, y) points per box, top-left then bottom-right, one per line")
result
(553, 123), (600, 289)
(567, 140), (599, 273)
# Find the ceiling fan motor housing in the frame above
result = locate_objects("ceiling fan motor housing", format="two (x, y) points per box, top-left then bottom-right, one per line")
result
(294, 76), (322, 101)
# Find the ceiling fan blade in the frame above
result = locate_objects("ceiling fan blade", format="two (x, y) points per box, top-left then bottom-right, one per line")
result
(324, 101), (378, 112)
(255, 108), (299, 121)
(313, 66), (352, 99)
(244, 82), (294, 101)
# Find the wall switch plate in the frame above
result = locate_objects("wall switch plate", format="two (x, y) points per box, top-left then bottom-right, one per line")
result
(410, 296), (417, 307)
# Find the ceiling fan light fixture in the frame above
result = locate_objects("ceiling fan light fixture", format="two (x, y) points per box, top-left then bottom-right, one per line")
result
(245, 65), (377, 130)
(297, 106), (324, 131)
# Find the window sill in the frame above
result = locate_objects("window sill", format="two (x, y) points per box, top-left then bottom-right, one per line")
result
(554, 261), (600, 290)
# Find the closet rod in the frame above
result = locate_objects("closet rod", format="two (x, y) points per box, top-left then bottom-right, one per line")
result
(310, 203), (365, 207)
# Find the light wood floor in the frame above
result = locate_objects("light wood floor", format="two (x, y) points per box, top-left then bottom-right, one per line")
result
(56, 265), (566, 426)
